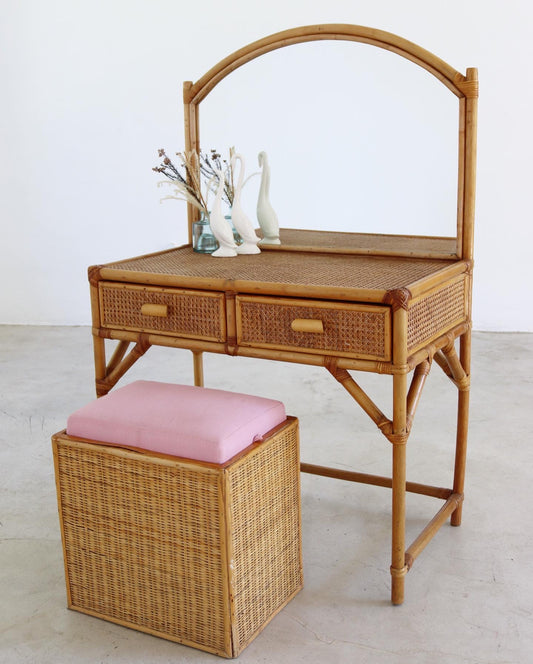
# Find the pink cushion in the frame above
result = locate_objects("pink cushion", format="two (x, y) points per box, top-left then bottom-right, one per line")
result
(66, 380), (286, 464)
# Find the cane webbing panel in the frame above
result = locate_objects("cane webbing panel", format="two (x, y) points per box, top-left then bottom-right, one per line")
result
(102, 246), (452, 293)
(228, 418), (302, 653)
(237, 296), (390, 361)
(99, 283), (226, 341)
(407, 277), (467, 351)
(55, 441), (227, 653)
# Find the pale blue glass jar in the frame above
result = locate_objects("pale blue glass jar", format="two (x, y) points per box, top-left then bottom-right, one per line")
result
(192, 214), (219, 254)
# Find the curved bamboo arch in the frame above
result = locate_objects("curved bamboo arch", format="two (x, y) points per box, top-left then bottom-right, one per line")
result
(183, 24), (477, 260)
(184, 24), (472, 103)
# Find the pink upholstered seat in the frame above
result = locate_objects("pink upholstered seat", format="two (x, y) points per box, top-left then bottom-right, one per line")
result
(66, 380), (286, 464)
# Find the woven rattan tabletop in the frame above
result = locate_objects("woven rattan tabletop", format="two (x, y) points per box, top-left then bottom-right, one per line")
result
(96, 241), (460, 303)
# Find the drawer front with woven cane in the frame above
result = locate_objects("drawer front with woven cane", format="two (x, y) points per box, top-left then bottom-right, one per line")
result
(99, 282), (226, 342)
(235, 295), (391, 361)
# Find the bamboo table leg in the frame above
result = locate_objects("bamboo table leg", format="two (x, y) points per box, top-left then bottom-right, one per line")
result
(390, 297), (409, 604)
(92, 334), (107, 395)
(391, 372), (408, 605)
(192, 351), (204, 387)
(451, 330), (471, 526)
(90, 277), (106, 397)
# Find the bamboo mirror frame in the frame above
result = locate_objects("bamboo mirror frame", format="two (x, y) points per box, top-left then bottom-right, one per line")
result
(183, 24), (478, 261)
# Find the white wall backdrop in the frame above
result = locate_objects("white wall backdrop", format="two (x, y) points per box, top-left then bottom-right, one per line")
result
(1, 0), (532, 330)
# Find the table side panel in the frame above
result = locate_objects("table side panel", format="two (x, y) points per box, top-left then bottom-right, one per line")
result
(407, 274), (468, 354)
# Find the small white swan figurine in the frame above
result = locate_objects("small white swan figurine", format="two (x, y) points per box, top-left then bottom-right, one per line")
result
(230, 153), (261, 254)
(256, 151), (280, 244)
(209, 169), (238, 257)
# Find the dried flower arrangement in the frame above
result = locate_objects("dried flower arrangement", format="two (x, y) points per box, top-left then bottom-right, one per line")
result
(153, 148), (235, 215)
(199, 148), (235, 207)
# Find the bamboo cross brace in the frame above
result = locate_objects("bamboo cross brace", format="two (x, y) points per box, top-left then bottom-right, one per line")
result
(327, 366), (392, 435)
(406, 360), (431, 431)
(300, 462), (453, 500)
(106, 340), (131, 375)
(327, 361), (432, 442)
(96, 336), (151, 396)
(404, 492), (464, 570)
(433, 349), (454, 380)
(442, 343), (470, 391)
(433, 344), (470, 391)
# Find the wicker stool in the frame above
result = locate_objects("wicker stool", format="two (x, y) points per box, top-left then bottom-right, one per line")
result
(52, 381), (303, 658)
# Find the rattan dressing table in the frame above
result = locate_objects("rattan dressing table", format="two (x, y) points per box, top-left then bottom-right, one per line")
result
(88, 26), (478, 605)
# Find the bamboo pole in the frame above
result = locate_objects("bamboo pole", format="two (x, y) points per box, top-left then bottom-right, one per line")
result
(89, 280), (107, 396)
(405, 493), (463, 569)
(106, 340), (130, 374)
(92, 338), (106, 396)
(101, 328), (393, 373)
(328, 367), (392, 432)
(104, 329), (227, 354)
(183, 80), (200, 243)
(446, 259), (472, 526)
(192, 351), (204, 387)
(451, 385), (470, 526)
(225, 291), (238, 356)
(390, 305), (409, 605)
(451, 329), (472, 526)
(461, 68), (478, 263)
(433, 349), (454, 379)
(405, 360), (430, 431)
(96, 338), (151, 396)
(456, 96), (466, 258)
(442, 342), (469, 389)
(300, 463), (452, 500)
(391, 381), (407, 605)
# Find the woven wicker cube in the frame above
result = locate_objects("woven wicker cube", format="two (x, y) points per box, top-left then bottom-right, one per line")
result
(52, 414), (302, 658)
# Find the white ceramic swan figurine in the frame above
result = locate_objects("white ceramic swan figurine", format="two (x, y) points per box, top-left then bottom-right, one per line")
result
(230, 153), (261, 254)
(209, 169), (238, 257)
(256, 151), (280, 245)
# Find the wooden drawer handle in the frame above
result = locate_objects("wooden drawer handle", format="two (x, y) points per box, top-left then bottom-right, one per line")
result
(141, 303), (168, 317)
(291, 318), (324, 334)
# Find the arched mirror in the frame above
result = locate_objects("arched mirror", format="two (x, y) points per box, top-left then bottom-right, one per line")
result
(184, 26), (477, 260)
(201, 40), (458, 237)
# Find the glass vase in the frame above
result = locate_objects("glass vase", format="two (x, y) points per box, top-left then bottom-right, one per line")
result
(192, 214), (219, 254)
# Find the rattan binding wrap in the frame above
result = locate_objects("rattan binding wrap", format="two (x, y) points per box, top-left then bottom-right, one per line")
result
(53, 417), (302, 658)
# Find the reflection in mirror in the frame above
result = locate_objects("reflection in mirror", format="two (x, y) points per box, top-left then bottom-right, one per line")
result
(199, 39), (459, 250)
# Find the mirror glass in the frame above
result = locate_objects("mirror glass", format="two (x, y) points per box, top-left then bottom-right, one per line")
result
(200, 39), (459, 246)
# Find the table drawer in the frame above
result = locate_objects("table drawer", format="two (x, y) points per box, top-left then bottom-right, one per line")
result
(236, 295), (391, 361)
(99, 283), (226, 342)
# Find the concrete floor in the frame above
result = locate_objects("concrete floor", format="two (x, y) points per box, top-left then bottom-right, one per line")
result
(1, 326), (532, 663)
